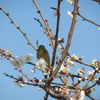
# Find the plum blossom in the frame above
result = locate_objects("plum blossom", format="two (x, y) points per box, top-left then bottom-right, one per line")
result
(66, 59), (76, 66)
(38, 88), (42, 91)
(9, 56), (25, 68)
(71, 54), (78, 60)
(88, 70), (99, 83)
(9, 53), (33, 68)
(30, 68), (36, 73)
(78, 91), (85, 100)
(36, 58), (47, 70)
(24, 53), (33, 62)
(14, 81), (24, 88)
(91, 59), (97, 66)
(13, 76), (24, 88)
(67, 11), (73, 19)
(4, 49), (12, 56)
(76, 68), (84, 76)
(56, 64), (70, 77)
(92, 59), (100, 68)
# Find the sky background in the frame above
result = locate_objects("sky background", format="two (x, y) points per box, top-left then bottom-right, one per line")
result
(0, 0), (100, 100)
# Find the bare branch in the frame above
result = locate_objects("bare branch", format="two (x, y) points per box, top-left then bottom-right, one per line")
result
(51, 0), (61, 71)
(32, 0), (55, 49)
(77, 8), (100, 27)
(0, 7), (37, 50)
(50, 0), (78, 81)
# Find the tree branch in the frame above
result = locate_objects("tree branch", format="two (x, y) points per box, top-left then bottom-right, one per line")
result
(0, 7), (36, 50)
(77, 8), (100, 27)
(50, 0), (78, 80)
(32, 0), (55, 49)
(51, 0), (61, 68)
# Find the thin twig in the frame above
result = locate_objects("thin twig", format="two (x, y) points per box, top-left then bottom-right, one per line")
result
(32, 0), (55, 49)
(0, 7), (36, 50)
(34, 18), (45, 29)
(77, 8), (100, 27)
(67, 52), (95, 69)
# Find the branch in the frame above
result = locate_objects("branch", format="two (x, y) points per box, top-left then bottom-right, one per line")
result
(51, 0), (61, 68)
(82, 71), (96, 90)
(43, 87), (70, 100)
(32, 0), (55, 49)
(50, 0), (78, 80)
(85, 94), (97, 100)
(77, 8), (100, 27)
(68, 52), (95, 70)
(0, 7), (36, 50)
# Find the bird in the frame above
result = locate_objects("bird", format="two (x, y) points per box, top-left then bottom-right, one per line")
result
(37, 45), (50, 66)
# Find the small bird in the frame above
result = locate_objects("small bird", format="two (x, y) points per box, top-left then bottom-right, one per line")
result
(37, 45), (50, 66)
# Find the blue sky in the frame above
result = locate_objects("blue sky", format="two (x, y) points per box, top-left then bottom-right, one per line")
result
(0, 0), (100, 100)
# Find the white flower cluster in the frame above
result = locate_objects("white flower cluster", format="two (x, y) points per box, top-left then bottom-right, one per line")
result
(9, 53), (33, 68)
(66, 54), (79, 66)
(78, 91), (85, 100)
(13, 76), (24, 88)
(0, 49), (12, 60)
(4, 49), (12, 56)
(66, 58), (76, 66)
(92, 59), (100, 68)
(36, 58), (50, 76)
(56, 64), (70, 77)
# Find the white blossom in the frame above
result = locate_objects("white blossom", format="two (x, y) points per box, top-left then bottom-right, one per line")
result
(38, 88), (42, 91)
(88, 70), (94, 75)
(66, 59), (76, 66)
(39, 79), (42, 83)
(59, 64), (70, 72)
(91, 59), (97, 66)
(13, 76), (24, 88)
(24, 53), (33, 62)
(67, 11), (73, 19)
(76, 68), (84, 76)
(92, 75), (99, 83)
(88, 70), (99, 83)
(4, 49), (12, 56)
(36, 58), (47, 70)
(43, 72), (50, 76)
(9, 56), (25, 68)
(91, 59), (100, 68)
(66, 0), (75, 5)
(79, 91), (85, 100)
(56, 64), (70, 77)
(30, 68), (36, 73)
(13, 81), (24, 88)
(71, 54), (78, 60)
